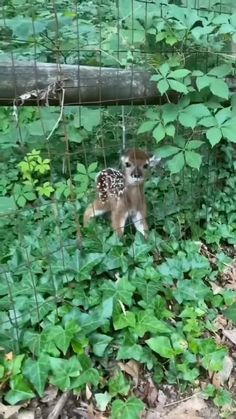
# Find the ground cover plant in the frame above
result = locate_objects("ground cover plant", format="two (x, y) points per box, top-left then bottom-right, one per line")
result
(0, 0), (236, 417)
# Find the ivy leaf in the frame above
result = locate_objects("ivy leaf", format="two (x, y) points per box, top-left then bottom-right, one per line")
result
(5, 375), (35, 405)
(168, 79), (188, 94)
(168, 152), (185, 173)
(206, 127), (222, 147)
(224, 302), (236, 324)
(165, 124), (175, 137)
(111, 397), (144, 419)
(146, 336), (174, 358)
(90, 333), (113, 357)
(95, 392), (112, 411)
(153, 124), (165, 143)
(185, 150), (202, 170)
(0, 197), (17, 214)
(210, 79), (229, 100)
(109, 372), (130, 396)
(22, 355), (50, 397)
(222, 126), (236, 143)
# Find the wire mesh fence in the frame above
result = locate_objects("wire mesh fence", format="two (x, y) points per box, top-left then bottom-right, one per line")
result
(0, 0), (235, 365)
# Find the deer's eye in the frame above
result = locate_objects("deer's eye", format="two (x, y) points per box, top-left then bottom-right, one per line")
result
(125, 162), (131, 168)
(143, 163), (149, 169)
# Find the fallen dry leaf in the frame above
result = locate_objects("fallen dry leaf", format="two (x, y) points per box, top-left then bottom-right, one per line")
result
(18, 409), (35, 419)
(157, 390), (167, 406)
(164, 394), (207, 419)
(147, 377), (159, 407)
(118, 360), (139, 387)
(41, 385), (58, 403)
(212, 355), (234, 388)
(0, 402), (22, 419)
(143, 409), (162, 419)
(223, 329), (236, 346)
(86, 384), (93, 401)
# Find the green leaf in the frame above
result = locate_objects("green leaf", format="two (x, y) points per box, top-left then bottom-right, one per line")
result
(185, 140), (203, 150)
(168, 79), (188, 94)
(156, 145), (180, 158)
(5, 375), (35, 405)
(222, 125), (236, 143)
(109, 372), (130, 396)
(146, 336), (174, 358)
(22, 355), (50, 397)
(206, 127), (222, 147)
(90, 333), (113, 357)
(159, 63), (170, 77)
(113, 311), (136, 330)
(168, 69), (191, 79)
(208, 64), (232, 78)
(179, 112), (197, 129)
(111, 397), (144, 419)
(224, 302), (236, 324)
(168, 152), (185, 173)
(135, 310), (172, 337)
(0, 197), (17, 214)
(165, 124), (175, 137)
(157, 79), (169, 95)
(137, 120), (157, 134)
(95, 392), (112, 411)
(196, 75), (210, 91)
(153, 124), (165, 143)
(185, 150), (202, 170)
(210, 79), (229, 100)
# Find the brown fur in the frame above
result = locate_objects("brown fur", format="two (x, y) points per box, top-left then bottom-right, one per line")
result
(83, 149), (151, 236)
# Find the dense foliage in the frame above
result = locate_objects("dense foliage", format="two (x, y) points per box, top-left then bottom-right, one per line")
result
(0, 0), (236, 417)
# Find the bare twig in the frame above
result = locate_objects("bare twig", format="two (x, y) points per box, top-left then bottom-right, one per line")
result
(46, 391), (69, 419)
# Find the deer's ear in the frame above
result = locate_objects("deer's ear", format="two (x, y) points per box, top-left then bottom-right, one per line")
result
(149, 154), (161, 168)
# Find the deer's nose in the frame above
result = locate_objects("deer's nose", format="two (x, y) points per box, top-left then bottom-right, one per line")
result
(131, 167), (142, 178)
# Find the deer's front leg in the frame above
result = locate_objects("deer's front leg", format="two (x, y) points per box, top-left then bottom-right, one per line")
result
(132, 210), (148, 237)
(111, 206), (129, 236)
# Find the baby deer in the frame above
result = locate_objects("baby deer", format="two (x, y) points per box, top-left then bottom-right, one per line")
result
(83, 149), (160, 236)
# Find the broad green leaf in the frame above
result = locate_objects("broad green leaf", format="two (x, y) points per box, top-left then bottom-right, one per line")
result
(206, 127), (222, 147)
(222, 126), (236, 143)
(153, 124), (165, 143)
(111, 397), (144, 419)
(157, 79), (169, 95)
(22, 355), (50, 397)
(156, 145), (180, 158)
(135, 310), (172, 337)
(90, 333), (113, 357)
(137, 120), (157, 134)
(169, 69), (191, 79)
(168, 152), (185, 173)
(185, 140), (203, 150)
(208, 64), (232, 78)
(196, 75), (210, 91)
(179, 112), (197, 129)
(186, 104), (211, 118)
(159, 63), (170, 77)
(224, 302), (236, 324)
(185, 150), (202, 170)
(202, 349), (227, 372)
(113, 311), (136, 330)
(109, 372), (130, 396)
(5, 375), (35, 405)
(95, 392), (112, 411)
(0, 197), (17, 214)
(168, 79), (188, 94)
(210, 79), (229, 100)
(146, 336), (174, 358)
(71, 368), (100, 389)
(165, 124), (175, 137)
